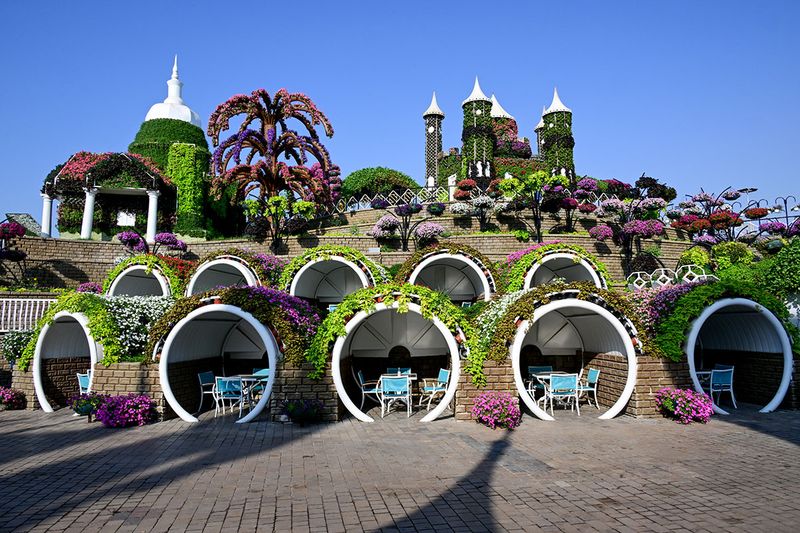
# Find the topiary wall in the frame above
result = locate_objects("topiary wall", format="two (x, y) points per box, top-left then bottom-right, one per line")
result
(168, 143), (208, 237)
(128, 118), (210, 172)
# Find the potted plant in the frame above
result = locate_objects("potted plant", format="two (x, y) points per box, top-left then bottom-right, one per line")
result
(281, 399), (324, 425)
(68, 392), (108, 422)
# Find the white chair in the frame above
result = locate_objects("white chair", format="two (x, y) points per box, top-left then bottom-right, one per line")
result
(214, 376), (246, 418)
(419, 369), (450, 411)
(378, 375), (412, 418)
(547, 373), (580, 416)
(196, 371), (216, 414)
(354, 369), (380, 410)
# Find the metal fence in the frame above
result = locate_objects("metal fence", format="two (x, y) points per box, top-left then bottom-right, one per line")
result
(0, 298), (56, 332)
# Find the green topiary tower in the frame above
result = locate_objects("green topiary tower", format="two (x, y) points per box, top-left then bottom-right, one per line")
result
(460, 77), (494, 182)
(540, 88), (575, 178)
(422, 92), (444, 187)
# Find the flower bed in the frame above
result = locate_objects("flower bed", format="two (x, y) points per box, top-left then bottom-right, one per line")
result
(0, 387), (26, 410)
(95, 393), (158, 428)
(471, 392), (521, 430)
(654, 388), (713, 424)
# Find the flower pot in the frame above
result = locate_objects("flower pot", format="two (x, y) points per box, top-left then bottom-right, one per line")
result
(455, 333), (464, 344)
(375, 296), (384, 303)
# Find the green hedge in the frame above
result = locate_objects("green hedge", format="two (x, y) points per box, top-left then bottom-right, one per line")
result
(341, 167), (419, 198)
(128, 118), (210, 171)
(168, 143), (208, 237)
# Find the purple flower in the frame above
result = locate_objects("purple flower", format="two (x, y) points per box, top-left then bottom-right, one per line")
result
(576, 177), (598, 192)
(692, 234), (718, 245)
(414, 222), (445, 243)
(77, 282), (103, 294)
(589, 224), (614, 241)
(761, 221), (787, 235)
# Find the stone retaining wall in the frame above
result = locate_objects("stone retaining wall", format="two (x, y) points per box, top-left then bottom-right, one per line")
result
(269, 361), (343, 422)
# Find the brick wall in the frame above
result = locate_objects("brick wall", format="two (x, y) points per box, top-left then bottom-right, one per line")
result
(40, 357), (88, 408)
(628, 355), (692, 417)
(92, 362), (167, 418)
(454, 360), (516, 421)
(10, 367), (37, 409)
(581, 353), (629, 411)
(0, 339), (11, 388)
(163, 358), (221, 419)
(269, 361), (343, 422)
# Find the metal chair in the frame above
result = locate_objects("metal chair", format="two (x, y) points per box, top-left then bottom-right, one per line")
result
(248, 368), (270, 398)
(214, 376), (246, 418)
(578, 368), (601, 408)
(705, 368), (737, 408)
(196, 371), (216, 414)
(526, 366), (553, 405)
(419, 369), (450, 411)
(546, 373), (580, 416)
(76, 372), (90, 394)
(379, 375), (412, 418)
(354, 369), (380, 410)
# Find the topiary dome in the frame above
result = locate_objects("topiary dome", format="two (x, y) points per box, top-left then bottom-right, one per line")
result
(129, 118), (210, 171)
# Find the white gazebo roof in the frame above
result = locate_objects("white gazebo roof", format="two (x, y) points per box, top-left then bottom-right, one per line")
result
(490, 95), (514, 119)
(462, 77), (490, 106)
(145, 55), (202, 127)
(423, 91), (445, 118)
(545, 87), (572, 114)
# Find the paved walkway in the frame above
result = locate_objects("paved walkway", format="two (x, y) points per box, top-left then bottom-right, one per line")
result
(1, 408), (799, 532)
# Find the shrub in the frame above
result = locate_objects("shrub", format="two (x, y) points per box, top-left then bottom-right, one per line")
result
(2, 330), (33, 366)
(341, 167), (418, 198)
(426, 202), (445, 216)
(68, 392), (108, 419)
(654, 388), (713, 424)
(281, 399), (324, 424)
(711, 241), (753, 271)
(414, 222), (445, 245)
(0, 387), (25, 410)
(95, 394), (158, 427)
(678, 246), (711, 268)
(471, 392), (522, 430)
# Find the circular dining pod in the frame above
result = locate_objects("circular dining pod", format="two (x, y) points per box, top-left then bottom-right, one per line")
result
(509, 297), (638, 421)
(405, 248), (496, 304)
(331, 301), (463, 423)
(32, 311), (103, 412)
(106, 264), (172, 297)
(684, 298), (793, 415)
(185, 255), (260, 296)
(158, 304), (279, 424)
(522, 250), (607, 290)
(289, 256), (371, 304)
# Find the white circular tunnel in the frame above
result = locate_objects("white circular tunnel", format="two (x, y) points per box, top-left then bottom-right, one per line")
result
(186, 257), (259, 296)
(685, 298), (793, 415)
(289, 257), (370, 304)
(524, 252), (606, 290)
(158, 304), (279, 423)
(33, 312), (103, 412)
(107, 264), (171, 297)
(408, 253), (494, 303)
(332, 302), (461, 423)
(511, 299), (637, 421)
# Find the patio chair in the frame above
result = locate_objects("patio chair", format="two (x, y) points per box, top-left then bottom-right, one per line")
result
(387, 367), (412, 375)
(354, 369), (380, 410)
(526, 366), (553, 405)
(196, 371), (216, 414)
(578, 368), (601, 408)
(76, 373), (90, 394)
(419, 369), (450, 411)
(546, 373), (580, 416)
(705, 368), (737, 408)
(248, 368), (270, 398)
(379, 375), (412, 418)
(214, 376), (246, 418)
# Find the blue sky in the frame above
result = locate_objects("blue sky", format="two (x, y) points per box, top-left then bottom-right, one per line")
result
(1, 1), (798, 222)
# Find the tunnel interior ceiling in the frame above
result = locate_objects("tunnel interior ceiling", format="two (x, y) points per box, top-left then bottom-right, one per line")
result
(294, 261), (364, 302)
(698, 309), (783, 353)
(533, 257), (595, 286)
(343, 309), (448, 358)
(168, 311), (265, 363)
(113, 270), (163, 296)
(192, 264), (248, 294)
(416, 258), (484, 300)
(522, 308), (626, 356)
(41, 318), (91, 359)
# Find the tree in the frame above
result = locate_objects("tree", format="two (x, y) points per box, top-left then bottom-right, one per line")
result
(497, 170), (568, 242)
(207, 89), (342, 251)
(341, 167), (418, 198)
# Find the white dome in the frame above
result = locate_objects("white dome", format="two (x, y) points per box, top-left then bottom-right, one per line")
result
(144, 56), (202, 127)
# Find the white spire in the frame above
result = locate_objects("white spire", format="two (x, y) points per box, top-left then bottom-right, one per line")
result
(534, 106), (546, 131)
(423, 91), (445, 118)
(545, 87), (572, 114)
(490, 94), (514, 119)
(145, 55), (201, 127)
(462, 76), (490, 106)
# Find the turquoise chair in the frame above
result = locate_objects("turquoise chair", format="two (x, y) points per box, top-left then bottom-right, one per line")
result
(379, 375), (412, 418)
(420, 369), (450, 411)
(196, 371), (216, 413)
(249, 368), (270, 397)
(705, 369), (736, 408)
(355, 370), (380, 410)
(76, 373), (90, 394)
(578, 368), (601, 408)
(547, 373), (580, 416)
(214, 377), (245, 418)
(527, 366), (553, 403)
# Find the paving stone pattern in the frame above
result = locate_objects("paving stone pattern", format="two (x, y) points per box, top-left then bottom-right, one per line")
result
(1, 408), (799, 532)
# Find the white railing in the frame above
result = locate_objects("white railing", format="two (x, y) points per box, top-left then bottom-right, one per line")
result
(627, 265), (718, 291)
(0, 298), (57, 332)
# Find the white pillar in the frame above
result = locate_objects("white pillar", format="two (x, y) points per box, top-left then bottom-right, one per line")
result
(80, 188), (98, 240)
(146, 190), (160, 244)
(40, 193), (53, 238)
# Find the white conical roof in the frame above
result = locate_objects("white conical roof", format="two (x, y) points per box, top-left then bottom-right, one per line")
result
(423, 91), (445, 118)
(462, 77), (490, 106)
(490, 95), (514, 119)
(545, 87), (571, 114)
(534, 106), (546, 131)
(145, 55), (202, 127)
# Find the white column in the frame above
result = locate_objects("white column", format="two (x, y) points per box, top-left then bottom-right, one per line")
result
(80, 188), (98, 240)
(146, 190), (160, 244)
(40, 193), (53, 238)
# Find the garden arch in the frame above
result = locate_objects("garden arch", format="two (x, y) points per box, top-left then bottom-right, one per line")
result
(289, 256), (370, 304)
(106, 264), (171, 297)
(33, 311), (102, 412)
(523, 252), (606, 290)
(510, 299), (637, 421)
(158, 304), (278, 423)
(331, 302), (461, 423)
(685, 298), (793, 415)
(408, 253), (494, 303)
(185, 256), (260, 296)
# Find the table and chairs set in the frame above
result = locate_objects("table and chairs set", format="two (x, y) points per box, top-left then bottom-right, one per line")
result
(525, 366), (601, 416)
(197, 368), (270, 418)
(355, 367), (450, 418)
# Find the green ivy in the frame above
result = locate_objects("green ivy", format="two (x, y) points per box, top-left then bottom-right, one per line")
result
(305, 283), (483, 383)
(437, 153), (462, 188)
(128, 118), (210, 171)
(189, 248), (284, 289)
(279, 245), (388, 290)
(103, 255), (186, 298)
(763, 238), (800, 297)
(678, 246), (711, 268)
(494, 157), (543, 180)
(394, 242), (499, 294)
(461, 99), (495, 179)
(504, 244), (611, 293)
(540, 110), (575, 174)
(168, 143), (208, 237)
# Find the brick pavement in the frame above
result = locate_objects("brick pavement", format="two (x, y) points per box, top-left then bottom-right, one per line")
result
(1, 408), (799, 532)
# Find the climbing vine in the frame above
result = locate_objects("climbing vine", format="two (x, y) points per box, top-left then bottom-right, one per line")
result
(188, 248), (288, 289)
(168, 143), (208, 237)
(504, 243), (611, 292)
(394, 241), (498, 294)
(103, 254), (190, 298)
(278, 245), (387, 290)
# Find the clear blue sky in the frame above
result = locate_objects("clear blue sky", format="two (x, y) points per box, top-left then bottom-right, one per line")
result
(1, 1), (798, 223)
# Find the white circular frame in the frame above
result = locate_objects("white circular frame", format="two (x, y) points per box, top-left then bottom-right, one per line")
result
(158, 304), (279, 424)
(106, 264), (171, 297)
(331, 301), (461, 423)
(510, 299), (637, 421)
(288, 256), (370, 297)
(33, 311), (101, 413)
(524, 252), (605, 290)
(185, 258), (259, 296)
(408, 253), (493, 302)
(685, 297), (793, 415)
